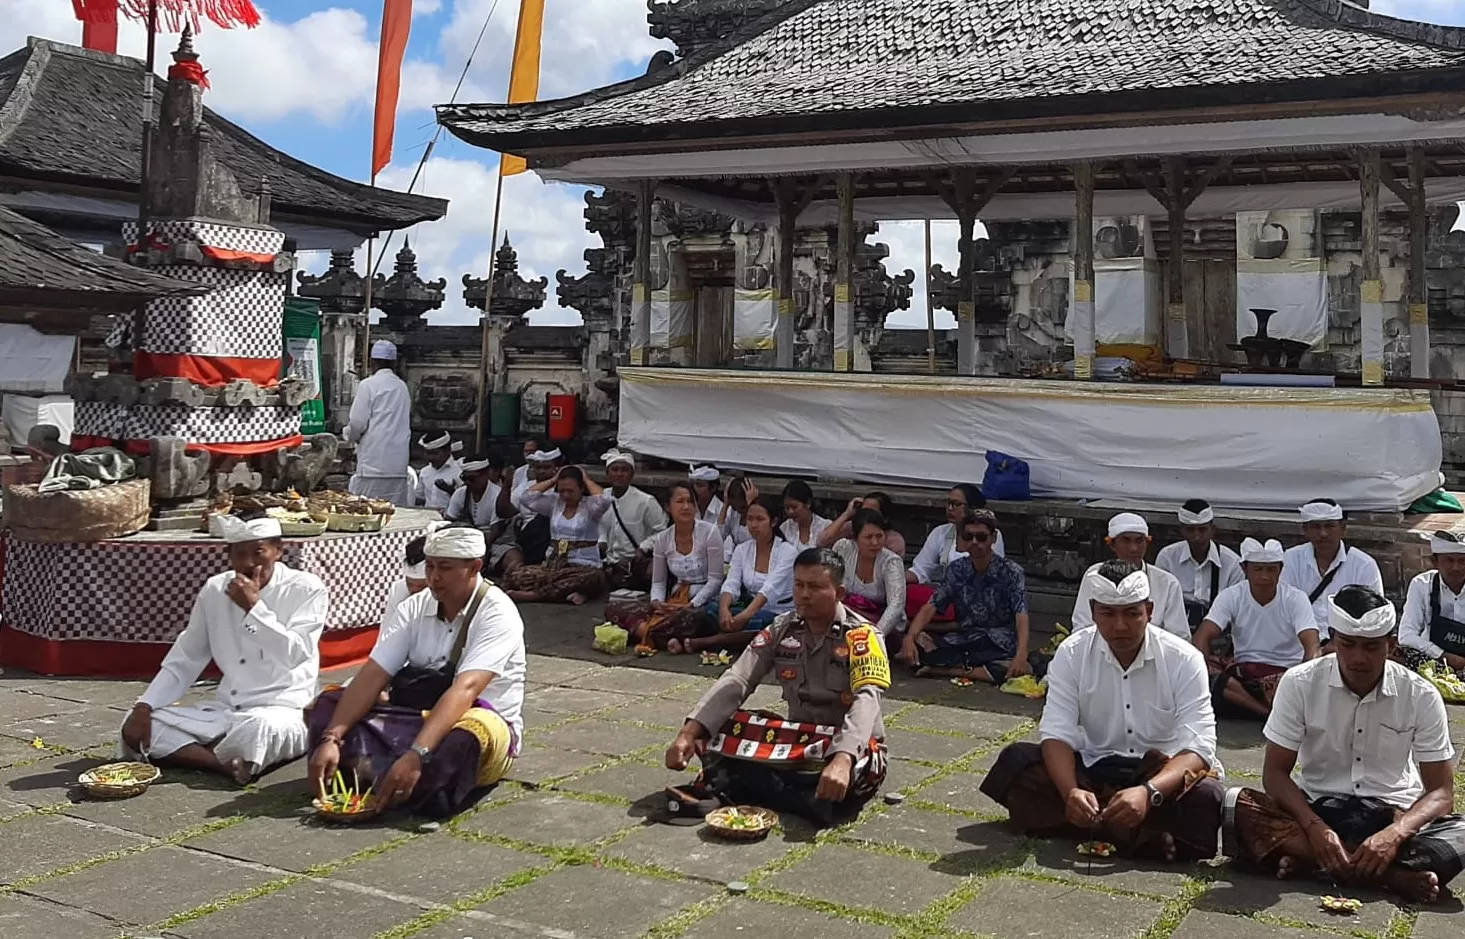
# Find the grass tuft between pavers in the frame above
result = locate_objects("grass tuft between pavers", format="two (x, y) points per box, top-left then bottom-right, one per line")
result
(1135, 875), (1215, 939)
(639, 893), (733, 939)
(369, 863), (562, 939)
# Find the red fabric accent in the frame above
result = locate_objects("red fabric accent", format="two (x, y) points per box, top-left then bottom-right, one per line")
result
(116, 435), (303, 458)
(133, 351), (281, 388)
(0, 623), (377, 678)
(115, 0), (261, 31)
(372, 0), (413, 178)
(76, 0), (120, 52)
(167, 60), (211, 89)
(199, 245), (275, 264)
(904, 584), (956, 622)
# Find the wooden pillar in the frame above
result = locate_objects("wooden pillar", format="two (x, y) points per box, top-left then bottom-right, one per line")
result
(955, 209), (978, 375)
(772, 179), (818, 370)
(1072, 162), (1097, 380)
(1408, 147), (1430, 379)
(630, 179), (655, 366)
(1163, 157), (1190, 359)
(833, 173), (856, 371)
(1358, 150), (1384, 386)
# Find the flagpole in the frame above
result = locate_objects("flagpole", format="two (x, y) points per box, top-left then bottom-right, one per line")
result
(924, 219), (936, 374)
(475, 161), (508, 454)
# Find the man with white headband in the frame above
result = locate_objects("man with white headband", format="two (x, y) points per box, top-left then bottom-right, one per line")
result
(344, 339), (412, 506)
(1397, 530), (1465, 678)
(308, 526), (525, 818)
(1070, 513), (1188, 638)
(689, 465), (725, 525)
(599, 449), (667, 589)
(1194, 538), (1319, 719)
(446, 456), (502, 533)
(509, 437), (541, 494)
(412, 432), (462, 512)
(121, 515), (329, 784)
(1227, 586), (1463, 904)
(981, 560), (1224, 862)
(1155, 499), (1243, 632)
(380, 529), (441, 624)
(1280, 499), (1384, 633)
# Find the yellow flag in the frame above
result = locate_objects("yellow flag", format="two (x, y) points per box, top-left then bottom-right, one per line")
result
(500, 0), (546, 177)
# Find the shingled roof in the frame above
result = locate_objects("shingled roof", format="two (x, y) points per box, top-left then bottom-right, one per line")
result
(0, 204), (205, 316)
(0, 39), (446, 233)
(439, 0), (1465, 151)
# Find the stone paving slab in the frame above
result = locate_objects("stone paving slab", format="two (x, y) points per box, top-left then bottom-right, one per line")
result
(62, 776), (265, 838)
(27, 844), (275, 927)
(0, 689), (90, 723)
(331, 833), (545, 905)
(182, 813), (414, 872)
(532, 718), (671, 757)
(523, 654), (602, 686)
(881, 757), (941, 797)
(504, 745), (611, 787)
(166, 877), (424, 939)
(522, 685), (640, 717)
(1020, 839), (1197, 899)
(2, 707), (125, 754)
(918, 771), (1005, 817)
(557, 760), (676, 804)
(0, 735), (51, 768)
(680, 898), (899, 939)
(885, 728), (985, 766)
(0, 754), (107, 806)
(409, 914), (552, 939)
(456, 792), (639, 848)
(1169, 909), (1338, 939)
(844, 806), (1024, 869)
(890, 703), (1033, 740)
(1195, 870), (1399, 933)
(774, 843), (965, 916)
(0, 813), (147, 885)
(573, 665), (697, 697)
(947, 874), (1166, 939)
(5, 678), (147, 709)
(602, 694), (700, 731)
(603, 818), (807, 882)
(469, 865), (715, 939)
(0, 894), (122, 939)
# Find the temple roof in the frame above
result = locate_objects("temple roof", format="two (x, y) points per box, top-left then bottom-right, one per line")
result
(0, 204), (205, 318)
(439, 0), (1465, 152)
(0, 39), (446, 234)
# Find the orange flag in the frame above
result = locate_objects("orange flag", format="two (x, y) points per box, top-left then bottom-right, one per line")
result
(372, 0), (413, 180)
(500, 0), (546, 177)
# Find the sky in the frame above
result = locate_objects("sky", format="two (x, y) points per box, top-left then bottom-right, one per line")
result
(4, 0), (1464, 331)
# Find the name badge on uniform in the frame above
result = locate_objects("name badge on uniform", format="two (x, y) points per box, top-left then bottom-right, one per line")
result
(846, 625), (891, 691)
(776, 636), (803, 658)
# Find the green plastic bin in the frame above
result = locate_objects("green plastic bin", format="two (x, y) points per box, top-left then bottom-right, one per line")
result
(488, 391), (521, 438)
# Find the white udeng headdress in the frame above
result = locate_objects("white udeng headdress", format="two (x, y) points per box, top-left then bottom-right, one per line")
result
(1327, 594), (1397, 638)
(1426, 530), (1465, 556)
(1085, 566), (1151, 606)
(689, 465), (720, 482)
(1107, 512), (1149, 539)
(213, 515), (282, 543)
(419, 432), (450, 450)
(425, 527), (486, 560)
(603, 449), (635, 468)
(1239, 538), (1285, 564)
(1177, 503), (1214, 525)
(1300, 500), (1344, 522)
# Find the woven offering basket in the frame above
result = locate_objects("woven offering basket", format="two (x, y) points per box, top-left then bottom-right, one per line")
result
(311, 798), (382, 825)
(324, 512), (387, 533)
(5, 478), (151, 542)
(704, 805), (778, 841)
(79, 762), (160, 800)
(278, 519), (328, 537)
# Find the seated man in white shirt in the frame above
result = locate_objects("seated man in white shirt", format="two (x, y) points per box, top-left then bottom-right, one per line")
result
(412, 433), (462, 512)
(307, 526), (525, 819)
(1280, 499), (1384, 634)
(1154, 499), (1243, 632)
(446, 457), (501, 534)
(1227, 587), (1463, 904)
(1397, 530), (1465, 678)
(120, 515), (329, 784)
(1193, 538), (1321, 720)
(1071, 513), (1189, 638)
(494, 448), (561, 576)
(982, 561), (1224, 862)
(598, 449), (668, 590)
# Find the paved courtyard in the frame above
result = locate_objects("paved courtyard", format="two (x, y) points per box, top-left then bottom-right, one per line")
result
(1, 603), (1462, 939)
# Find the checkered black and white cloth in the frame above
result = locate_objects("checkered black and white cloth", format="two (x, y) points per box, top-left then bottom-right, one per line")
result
(123, 219), (286, 256)
(3, 525), (423, 644)
(140, 266), (286, 360)
(73, 402), (302, 444)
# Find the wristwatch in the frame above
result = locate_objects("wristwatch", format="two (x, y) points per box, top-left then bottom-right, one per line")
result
(1143, 782), (1164, 808)
(410, 745), (434, 766)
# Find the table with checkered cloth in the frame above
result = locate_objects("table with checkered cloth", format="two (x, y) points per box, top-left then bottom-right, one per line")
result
(123, 219), (286, 256)
(2, 521), (427, 645)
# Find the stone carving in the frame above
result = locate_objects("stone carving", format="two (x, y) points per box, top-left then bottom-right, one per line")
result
(297, 248), (371, 316)
(647, 0), (790, 58)
(269, 434), (339, 494)
(464, 235), (548, 319)
(377, 239), (446, 331)
(147, 436), (212, 500)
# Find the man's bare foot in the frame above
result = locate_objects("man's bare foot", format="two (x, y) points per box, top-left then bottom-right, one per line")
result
(226, 758), (253, 786)
(1383, 868), (1440, 904)
(667, 638), (685, 655)
(1159, 832), (1177, 863)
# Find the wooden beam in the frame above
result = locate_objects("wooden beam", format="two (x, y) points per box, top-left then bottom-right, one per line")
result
(1072, 161), (1097, 381)
(1182, 156), (1232, 207)
(630, 178), (655, 366)
(1164, 156), (1189, 360)
(1123, 159), (1170, 209)
(771, 178), (809, 369)
(1407, 145), (1430, 379)
(935, 168), (1012, 376)
(1358, 148), (1384, 386)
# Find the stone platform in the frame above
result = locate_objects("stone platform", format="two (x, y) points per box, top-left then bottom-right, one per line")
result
(0, 602), (1460, 939)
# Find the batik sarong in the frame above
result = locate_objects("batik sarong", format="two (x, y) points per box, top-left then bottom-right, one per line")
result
(503, 556), (607, 602)
(1209, 660), (1287, 714)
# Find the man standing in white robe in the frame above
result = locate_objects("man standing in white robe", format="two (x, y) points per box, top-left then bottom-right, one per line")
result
(345, 339), (412, 505)
(119, 516), (329, 784)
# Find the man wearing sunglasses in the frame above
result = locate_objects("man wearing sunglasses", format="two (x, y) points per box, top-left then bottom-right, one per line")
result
(899, 510), (1030, 683)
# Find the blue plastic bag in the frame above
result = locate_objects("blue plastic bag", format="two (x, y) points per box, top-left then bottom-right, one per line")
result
(983, 451), (1031, 501)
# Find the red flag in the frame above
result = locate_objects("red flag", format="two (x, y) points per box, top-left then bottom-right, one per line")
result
(372, 0), (413, 180)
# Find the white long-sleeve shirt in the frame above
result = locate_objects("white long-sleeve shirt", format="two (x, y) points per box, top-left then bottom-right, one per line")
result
(344, 369), (411, 479)
(599, 486), (669, 565)
(1070, 562), (1189, 638)
(414, 458), (462, 511)
(1040, 623), (1219, 771)
(909, 523), (1006, 585)
(522, 491), (612, 567)
(722, 539), (797, 615)
(1279, 542), (1384, 631)
(779, 514), (832, 551)
(1154, 540), (1244, 607)
(831, 538), (908, 636)
(651, 521), (724, 607)
(139, 564), (329, 712)
(1399, 570), (1465, 661)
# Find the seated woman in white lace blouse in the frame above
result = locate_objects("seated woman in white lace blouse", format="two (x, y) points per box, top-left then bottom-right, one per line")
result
(678, 499), (800, 655)
(780, 479), (831, 550)
(503, 466), (612, 605)
(831, 508), (908, 637)
(641, 483), (725, 651)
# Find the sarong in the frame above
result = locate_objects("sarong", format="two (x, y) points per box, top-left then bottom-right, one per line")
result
(307, 687), (515, 819)
(917, 629), (1013, 681)
(904, 584), (955, 621)
(348, 474), (412, 507)
(1209, 660), (1287, 714)
(638, 584), (715, 649)
(1225, 788), (1465, 885)
(703, 592), (778, 633)
(979, 741), (1224, 861)
(118, 702), (306, 775)
(503, 557), (607, 603)
(693, 710), (886, 826)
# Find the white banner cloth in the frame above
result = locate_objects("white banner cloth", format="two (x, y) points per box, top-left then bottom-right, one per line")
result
(1237, 259), (1329, 347)
(618, 369), (1441, 511)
